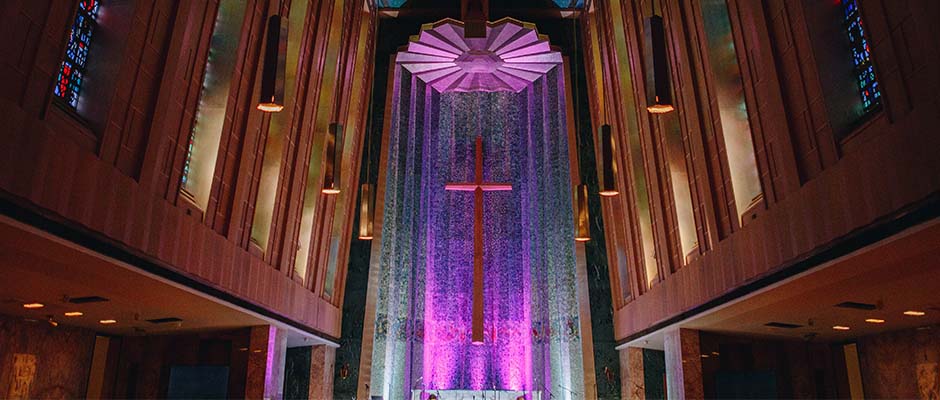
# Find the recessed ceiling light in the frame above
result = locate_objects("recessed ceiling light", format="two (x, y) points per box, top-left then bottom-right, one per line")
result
(99, 319), (117, 324)
(832, 325), (851, 331)
(903, 310), (926, 316)
(64, 311), (84, 317)
(22, 303), (44, 309)
(865, 318), (885, 324)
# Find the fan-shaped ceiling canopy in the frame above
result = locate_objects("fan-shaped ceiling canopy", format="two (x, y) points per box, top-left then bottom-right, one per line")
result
(397, 18), (563, 93)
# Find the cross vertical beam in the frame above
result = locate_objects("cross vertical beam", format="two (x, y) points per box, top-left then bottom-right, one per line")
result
(445, 136), (511, 344)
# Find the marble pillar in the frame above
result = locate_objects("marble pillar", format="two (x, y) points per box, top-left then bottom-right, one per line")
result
(308, 345), (336, 399)
(663, 329), (703, 400)
(246, 325), (288, 400)
(620, 347), (645, 400)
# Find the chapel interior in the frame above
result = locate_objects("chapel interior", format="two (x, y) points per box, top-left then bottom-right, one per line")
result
(0, 0), (938, 399)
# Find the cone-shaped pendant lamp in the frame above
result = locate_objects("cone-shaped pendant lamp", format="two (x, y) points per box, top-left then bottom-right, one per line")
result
(643, 14), (674, 114)
(358, 183), (375, 240)
(575, 184), (591, 242)
(598, 124), (619, 196)
(322, 123), (343, 194)
(258, 15), (286, 112)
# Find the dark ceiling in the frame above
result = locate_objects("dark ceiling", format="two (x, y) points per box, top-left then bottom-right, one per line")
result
(375, 0), (586, 17)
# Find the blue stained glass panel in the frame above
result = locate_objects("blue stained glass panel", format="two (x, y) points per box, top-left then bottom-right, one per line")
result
(54, 0), (100, 108)
(840, 0), (881, 113)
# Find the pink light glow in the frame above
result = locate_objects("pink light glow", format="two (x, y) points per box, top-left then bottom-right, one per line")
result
(394, 20), (576, 394)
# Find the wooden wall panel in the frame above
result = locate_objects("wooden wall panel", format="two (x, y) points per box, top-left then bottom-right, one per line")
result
(0, 1), (378, 341)
(583, 0), (940, 341)
(98, 0), (180, 179)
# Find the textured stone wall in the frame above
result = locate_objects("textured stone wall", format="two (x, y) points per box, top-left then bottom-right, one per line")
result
(340, 15), (621, 400)
(0, 314), (96, 399)
(285, 347), (312, 400)
(858, 325), (940, 399)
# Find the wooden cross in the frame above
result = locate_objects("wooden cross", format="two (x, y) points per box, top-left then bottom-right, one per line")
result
(445, 136), (512, 344)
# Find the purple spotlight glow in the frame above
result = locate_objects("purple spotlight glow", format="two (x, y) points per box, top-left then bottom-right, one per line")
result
(369, 18), (585, 399)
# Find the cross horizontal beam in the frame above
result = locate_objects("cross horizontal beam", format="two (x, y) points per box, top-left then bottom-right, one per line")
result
(444, 183), (512, 191)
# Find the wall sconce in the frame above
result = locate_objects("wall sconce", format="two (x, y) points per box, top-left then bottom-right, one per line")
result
(644, 15), (674, 114)
(358, 183), (375, 239)
(575, 183), (591, 242)
(257, 15), (286, 112)
(322, 123), (343, 194)
(598, 124), (619, 196)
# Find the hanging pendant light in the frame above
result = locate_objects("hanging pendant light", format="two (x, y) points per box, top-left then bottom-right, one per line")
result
(322, 123), (343, 194)
(358, 79), (377, 240)
(643, 12), (674, 114)
(568, 17), (591, 243)
(257, 15), (286, 112)
(575, 183), (591, 242)
(358, 183), (375, 240)
(598, 124), (619, 196)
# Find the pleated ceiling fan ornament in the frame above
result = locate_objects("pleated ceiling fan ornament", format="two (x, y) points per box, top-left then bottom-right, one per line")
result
(598, 124), (619, 196)
(396, 18), (563, 93)
(322, 123), (343, 194)
(258, 15), (286, 112)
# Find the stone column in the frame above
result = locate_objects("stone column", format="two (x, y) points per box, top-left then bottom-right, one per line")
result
(620, 347), (646, 400)
(246, 325), (288, 400)
(663, 328), (703, 400)
(308, 345), (336, 399)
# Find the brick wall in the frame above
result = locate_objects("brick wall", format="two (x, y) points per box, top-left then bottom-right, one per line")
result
(0, 314), (96, 399)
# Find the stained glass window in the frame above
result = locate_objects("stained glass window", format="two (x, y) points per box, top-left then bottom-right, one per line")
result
(54, 0), (100, 108)
(840, 0), (881, 113)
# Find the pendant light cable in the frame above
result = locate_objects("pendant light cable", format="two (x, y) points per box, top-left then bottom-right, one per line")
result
(365, 78), (374, 182)
(571, 16), (582, 160)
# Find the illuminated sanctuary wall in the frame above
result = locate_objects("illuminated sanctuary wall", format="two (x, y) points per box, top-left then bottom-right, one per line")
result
(367, 22), (586, 400)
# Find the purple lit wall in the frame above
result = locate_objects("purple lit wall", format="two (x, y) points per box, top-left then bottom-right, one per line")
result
(369, 20), (585, 400)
